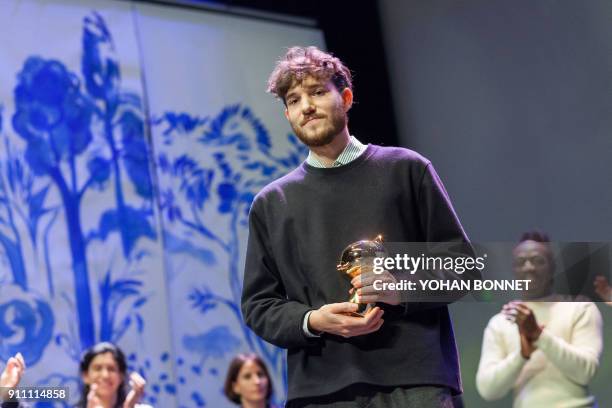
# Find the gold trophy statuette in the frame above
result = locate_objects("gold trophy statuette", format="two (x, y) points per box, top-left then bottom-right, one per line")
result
(336, 234), (387, 317)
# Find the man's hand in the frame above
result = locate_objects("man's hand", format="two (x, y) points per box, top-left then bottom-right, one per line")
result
(519, 333), (536, 359)
(0, 352), (25, 388)
(308, 302), (384, 338)
(350, 271), (401, 305)
(502, 301), (543, 342)
(503, 302), (542, 359)
(123, 372), (146, 408)
(594, 276), (612, 302)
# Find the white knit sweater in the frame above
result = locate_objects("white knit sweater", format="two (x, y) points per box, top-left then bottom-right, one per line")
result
(476, 302), (603, 408)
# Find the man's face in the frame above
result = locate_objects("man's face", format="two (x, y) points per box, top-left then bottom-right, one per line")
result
(513, 240), (554, 299)
(284, 76), (351, 147)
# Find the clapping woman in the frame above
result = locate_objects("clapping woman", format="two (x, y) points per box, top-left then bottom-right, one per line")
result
(77, 342), (151, 408)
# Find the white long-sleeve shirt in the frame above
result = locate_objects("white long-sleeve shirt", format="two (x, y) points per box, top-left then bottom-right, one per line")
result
(476, 302), (603, 408)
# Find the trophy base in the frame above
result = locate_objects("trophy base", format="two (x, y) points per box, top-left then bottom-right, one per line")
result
(344, 302), (374, 317)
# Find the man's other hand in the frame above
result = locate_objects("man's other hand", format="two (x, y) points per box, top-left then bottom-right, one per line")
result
(502, 301), (543, 342)
(350, 271), (401, 305)
(309, 303), (384, 338)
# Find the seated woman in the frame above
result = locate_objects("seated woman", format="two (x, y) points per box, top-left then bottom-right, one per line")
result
(78, 342), (151, 408)
(223, 354), (276, 408)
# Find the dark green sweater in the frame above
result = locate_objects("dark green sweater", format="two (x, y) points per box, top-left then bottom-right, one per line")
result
(241, 144), (469, 401)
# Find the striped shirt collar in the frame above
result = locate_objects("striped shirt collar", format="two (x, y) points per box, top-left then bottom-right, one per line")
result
(306, 136), (367, 168)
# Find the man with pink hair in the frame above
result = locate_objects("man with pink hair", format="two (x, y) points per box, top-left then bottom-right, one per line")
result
(242, 46), (470, 408)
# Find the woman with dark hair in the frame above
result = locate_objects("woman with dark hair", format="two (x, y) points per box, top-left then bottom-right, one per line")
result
(78, 342), (150, 408)
(223, 354), (275, 408)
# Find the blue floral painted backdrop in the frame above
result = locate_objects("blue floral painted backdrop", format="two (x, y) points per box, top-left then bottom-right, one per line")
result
(0, 0), (324, 406)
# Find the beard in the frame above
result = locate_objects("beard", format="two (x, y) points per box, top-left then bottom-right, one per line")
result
(290, 105), (347, 147)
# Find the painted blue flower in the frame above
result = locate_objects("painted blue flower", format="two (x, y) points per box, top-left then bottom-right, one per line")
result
(0, 285), (54, 365)
(12, 57), (94, 175)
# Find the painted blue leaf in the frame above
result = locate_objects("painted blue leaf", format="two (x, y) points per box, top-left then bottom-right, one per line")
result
(156, 111), (207, 136)
(23, 138), (55, 175)
(244, 162), (260, 171)
(100, 269), (145, 341)
(182, 325), (241, 360)
(97, 209), (119, 241)
(82, 12), (119, 101)
(168, 205), (181, 222)
(185, 175), (211, 209)
(240, 193), (255, 218)
(241, 106), (271, 151)
(132, 297), (147, 309)
(0, 229), (26, 288)
(173, 155), (197, 175)
(217, 182), (237, 213)
(6, 156), (20, 193)
(28, 186), (49, 217)
(112, 315), (132, 342)
(120, 206), (156, 252)
(135, 314), (144, 334)
(158, 153), (170, 174)
(111, 279), (143, 296)
(191, 391), (206, 407)
(188, 287), (217, 314)
(97, 206), (155, 253)
(200, 105), (240, 144)
(162, 230), (216, 266)
(25, 185), (51, 246)
(87, 156), (111, 186)
(173, 159), (213, 209)
(262, 163), (276, 176)
(119, 110), (153, 198)
(214, 155), (233, 179)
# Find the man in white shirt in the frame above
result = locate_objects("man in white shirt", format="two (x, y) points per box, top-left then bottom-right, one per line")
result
(476, 231), (603, 407)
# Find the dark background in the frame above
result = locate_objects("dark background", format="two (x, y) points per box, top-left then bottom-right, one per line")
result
(143, 0), (400, 148)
